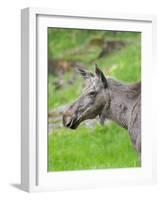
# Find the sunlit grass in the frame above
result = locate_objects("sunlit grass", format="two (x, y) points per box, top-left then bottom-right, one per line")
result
(48, 123), (140, 171)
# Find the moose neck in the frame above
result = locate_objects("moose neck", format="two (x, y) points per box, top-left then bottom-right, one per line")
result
(105, 78), (139, 129)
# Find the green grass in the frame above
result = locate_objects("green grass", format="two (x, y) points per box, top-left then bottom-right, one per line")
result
(48, 28), (141, 171)
(48, 123), (140, 171)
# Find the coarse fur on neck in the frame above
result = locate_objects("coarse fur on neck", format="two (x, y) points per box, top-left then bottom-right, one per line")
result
(100, 77), (141, 129)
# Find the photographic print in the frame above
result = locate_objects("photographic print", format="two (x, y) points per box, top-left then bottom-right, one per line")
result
(21, 9), (155, 191)
(47, 28), (141, 172)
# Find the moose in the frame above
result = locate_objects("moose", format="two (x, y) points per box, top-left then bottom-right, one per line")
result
(63, 65), (141, 157)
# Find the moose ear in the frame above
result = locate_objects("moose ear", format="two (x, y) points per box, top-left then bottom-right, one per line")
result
(75, 66), (94, 80)
(95, 64), (108, 88)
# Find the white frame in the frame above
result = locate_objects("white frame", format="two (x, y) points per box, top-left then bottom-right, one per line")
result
(21, 7), (157, 192)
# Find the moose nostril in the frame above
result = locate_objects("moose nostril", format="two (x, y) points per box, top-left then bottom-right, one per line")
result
(63, 115), (72, 127)
(65, 122), (71, 127)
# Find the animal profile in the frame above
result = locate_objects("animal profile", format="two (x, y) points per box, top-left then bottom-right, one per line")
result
(63, 65), (141, 157)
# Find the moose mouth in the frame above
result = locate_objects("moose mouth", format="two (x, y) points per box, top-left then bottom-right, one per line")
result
(64, 117), (81, 129)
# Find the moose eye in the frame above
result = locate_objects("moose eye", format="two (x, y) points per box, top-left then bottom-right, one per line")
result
(89, 91), (96, 97)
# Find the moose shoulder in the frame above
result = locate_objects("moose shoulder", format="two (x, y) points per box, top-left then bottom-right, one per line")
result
(63, 65), (141, 156)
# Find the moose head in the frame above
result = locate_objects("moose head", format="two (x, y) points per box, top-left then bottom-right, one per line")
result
(63, 65), (110, 129)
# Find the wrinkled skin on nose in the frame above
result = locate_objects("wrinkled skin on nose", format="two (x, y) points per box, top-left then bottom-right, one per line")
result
(63, 102), (80, 129)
